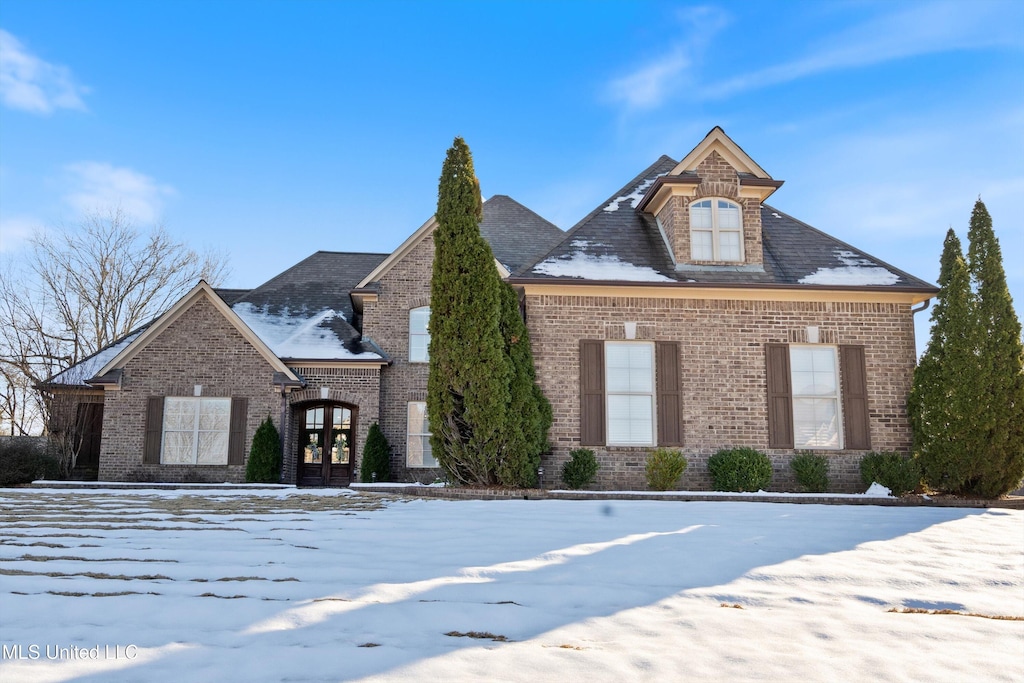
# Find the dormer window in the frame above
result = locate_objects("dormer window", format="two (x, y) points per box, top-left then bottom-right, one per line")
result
(690, 198), (743, 262)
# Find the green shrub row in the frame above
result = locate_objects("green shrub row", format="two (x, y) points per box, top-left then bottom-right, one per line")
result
(556, 447), (924, 495)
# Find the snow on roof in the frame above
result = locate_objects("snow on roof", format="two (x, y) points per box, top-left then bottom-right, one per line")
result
(798, 249), (900, 286)
(602, 173), (667, 212)
(49, 331), (144, 386)
(533, 252), (673, 282)
(232, 303), (380, 360)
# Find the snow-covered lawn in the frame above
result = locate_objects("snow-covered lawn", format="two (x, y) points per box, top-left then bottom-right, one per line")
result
(1, 489), (1021, 683)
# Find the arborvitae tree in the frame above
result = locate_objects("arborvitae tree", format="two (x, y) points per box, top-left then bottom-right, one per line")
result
(909, 230), (977, 492)
(426, 137), (511, 486)
(360, 422), (391, 483)
(245, 415), (281, 483)
(965, 199), (1024, 497)
(495, 282), (552, 488)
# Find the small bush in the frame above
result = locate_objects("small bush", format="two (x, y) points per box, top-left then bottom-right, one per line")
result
(790, 452), (830, 493)
(0, 440), (61, 486)
(645, 448), (688, 491)
(561, 448), (599, 490)
(860, 452), (920, 495)
(246, 416), (282, 483)
(708, 447), (772, 492)
(361, 423), (391, 483)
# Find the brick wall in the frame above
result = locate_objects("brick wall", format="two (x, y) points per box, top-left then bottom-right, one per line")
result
(657, 151), (763, 268)
(526, 293), (917, 493)
(361, 233), (442, 483)
(283, 367), (380, 483)
(98, 296), (280, 483)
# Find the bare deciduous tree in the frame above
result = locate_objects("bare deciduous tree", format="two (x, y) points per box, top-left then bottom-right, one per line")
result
(0, 207), (229, 441)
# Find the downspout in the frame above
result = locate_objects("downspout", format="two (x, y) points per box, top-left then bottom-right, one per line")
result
(911, 299), (931, 315)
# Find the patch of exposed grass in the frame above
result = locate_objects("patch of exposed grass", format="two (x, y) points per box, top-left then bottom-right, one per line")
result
(358, 643), (381, 648)
(47, 590), (161, 597)
(198, 592), (247, 599)
(888, 607), (1022, 620)
(445, 631), (510, 642)
(720, 603), (744, 609)
(4, 554), (177, 563)
(0, 568), (172, 581)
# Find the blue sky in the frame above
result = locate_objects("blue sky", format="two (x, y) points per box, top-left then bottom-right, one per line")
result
(1, 0), (1021, 353)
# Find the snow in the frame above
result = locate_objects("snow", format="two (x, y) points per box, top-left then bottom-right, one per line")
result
(533, 253), (673, 282)
(602, 174), (666, 212)
(232, 303), (381, 360)
(799, 249), (900, 286)
(48, 332), (143, 386)
(1, 489), (1021, 682)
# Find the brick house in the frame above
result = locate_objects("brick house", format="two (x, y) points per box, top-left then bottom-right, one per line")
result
(44, 128), (936, 491)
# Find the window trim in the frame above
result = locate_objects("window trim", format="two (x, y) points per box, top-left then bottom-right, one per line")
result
(406, 401), (436, 468)
(160, 396), (232, 465)
(409, 306), (431, 363)
(604, 341), (657, 447)
(789, 344), (844, 450)
(689, 198), (744, 262)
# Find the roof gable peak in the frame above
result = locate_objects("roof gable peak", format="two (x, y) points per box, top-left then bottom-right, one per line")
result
(671, 126), (771, 179)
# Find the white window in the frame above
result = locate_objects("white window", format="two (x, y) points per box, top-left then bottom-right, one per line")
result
(605, 342), (655, 446)
(161, 397), (231, 464)
(407, 401), (436, 467)
(409, 307), (431, 363)
(790, 346), (842, 449)
(690, 198), (743, 262)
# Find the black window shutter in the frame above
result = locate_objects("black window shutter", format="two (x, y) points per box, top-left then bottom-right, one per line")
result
(579, 340), (605, 446)
(765, 343), (794, 449)
(143, 397), (164, 464)
(228, 397), (248, 465)
(840, 345), (871, 450)
(656, 341), (683, 446)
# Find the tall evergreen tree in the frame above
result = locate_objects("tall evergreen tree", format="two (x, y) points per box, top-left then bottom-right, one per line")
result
(426, 137), (511, 486)
(965, 199), (1024, 497)
(495, 282), (552, 488)
(909, 229), (977, 492)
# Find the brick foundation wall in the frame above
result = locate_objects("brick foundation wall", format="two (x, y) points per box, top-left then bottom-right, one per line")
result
(526, 293), (917, 493)
(361, 234), (442, 483)
(98, 296), (281, 483)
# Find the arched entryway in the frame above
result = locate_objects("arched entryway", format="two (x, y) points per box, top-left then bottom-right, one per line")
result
(296, 402), (356, 486)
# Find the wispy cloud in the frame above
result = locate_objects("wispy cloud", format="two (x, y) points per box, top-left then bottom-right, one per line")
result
(63, 162), (176, 223)
(605, 6), (730, 111)
(702, 1), (1023, 100)
(606, 1), (1023, 110)
(0, 29), (88, 114)
(0, 215), (42, 252)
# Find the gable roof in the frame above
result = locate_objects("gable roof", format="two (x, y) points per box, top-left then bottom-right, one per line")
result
(357, 195), (563, 287)
(231, 251), (389, 360)
(671, 126), (771, 178)
(91, 281), (301, 383)
(513, 155), (938, 296)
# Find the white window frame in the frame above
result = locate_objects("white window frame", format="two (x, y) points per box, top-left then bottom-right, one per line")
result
(409, 307), (431, 363)
(789, 345), (843, 450)
(605, 341), (656, 447)
(161, 397), (231, 465)
(406, 401), (437, 468)
(689, 198), (744, 262)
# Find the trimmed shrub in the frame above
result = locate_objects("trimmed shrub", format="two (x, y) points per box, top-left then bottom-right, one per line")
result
(561, 448), (599, 490)
(859, 452), (920, 495)
(245, 416), (282, 483)
(790, 452), (830, 493)
(708, 447), (772, 492)
(0, 440), (61, 486)
(646, 448), (688, 491)
(361, 423), (391, 483)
